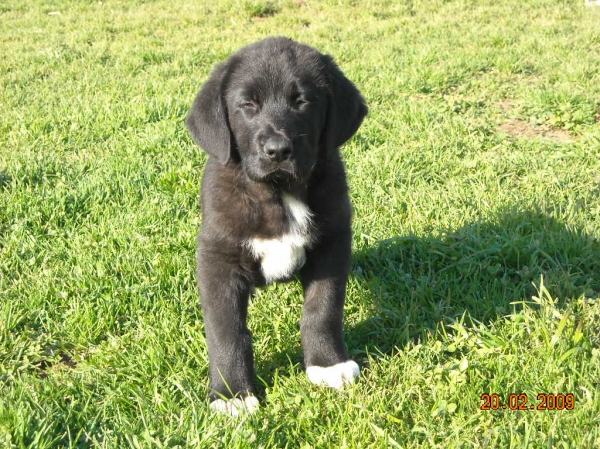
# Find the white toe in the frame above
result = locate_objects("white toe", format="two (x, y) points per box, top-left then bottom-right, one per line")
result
(210, 396), (259, 417)
(306, 360), (360, 389)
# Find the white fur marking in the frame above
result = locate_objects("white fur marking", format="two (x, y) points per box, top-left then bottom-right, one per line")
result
(246, 193), (314, 283)
(210, 396), (260, 417)
(282, 193), (313, 233)
(306, 360), (360, 390)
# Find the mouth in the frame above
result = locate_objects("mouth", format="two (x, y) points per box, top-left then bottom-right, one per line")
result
(264, 167), (295, 182)
(243, 156), (309, 185)
(255, 157), (297, 180)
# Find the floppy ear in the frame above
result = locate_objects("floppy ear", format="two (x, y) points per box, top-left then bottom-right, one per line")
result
(185, 61), (234, 165)
(321, 55), (368, 153)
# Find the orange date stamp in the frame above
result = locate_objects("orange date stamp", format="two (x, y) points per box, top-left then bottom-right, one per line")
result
(480, 393), (575, 411)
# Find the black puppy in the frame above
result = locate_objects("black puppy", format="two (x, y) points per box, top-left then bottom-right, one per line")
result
(186, 37), (367, 416)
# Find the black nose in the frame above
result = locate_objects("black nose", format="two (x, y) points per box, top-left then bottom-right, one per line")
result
(263, 137), (292, 162)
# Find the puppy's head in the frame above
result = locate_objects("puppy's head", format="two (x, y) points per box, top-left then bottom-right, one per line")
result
(186, 37), (367, 184)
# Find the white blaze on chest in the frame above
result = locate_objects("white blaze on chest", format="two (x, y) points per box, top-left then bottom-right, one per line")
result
(246, 193), (314, 283)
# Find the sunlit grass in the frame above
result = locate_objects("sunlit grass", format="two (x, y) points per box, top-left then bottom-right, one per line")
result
(1, 0), (600, 447)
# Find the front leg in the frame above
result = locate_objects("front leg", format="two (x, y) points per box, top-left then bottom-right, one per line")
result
(198, 251), (258, 416)
(299, 232), (360, 389)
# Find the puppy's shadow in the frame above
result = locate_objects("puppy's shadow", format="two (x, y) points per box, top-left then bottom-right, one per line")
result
(256, 207), (599, 392)
(346, 207), (600, 360)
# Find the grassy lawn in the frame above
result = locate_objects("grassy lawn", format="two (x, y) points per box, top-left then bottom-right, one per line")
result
(2, 0), (600, 447)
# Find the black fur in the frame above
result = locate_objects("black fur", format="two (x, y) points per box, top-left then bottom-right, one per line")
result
(185, 37), (367, 402)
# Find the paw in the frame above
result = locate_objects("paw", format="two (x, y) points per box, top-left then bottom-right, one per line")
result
(306, 360), (360, 390)
(210, 396), (259, 417)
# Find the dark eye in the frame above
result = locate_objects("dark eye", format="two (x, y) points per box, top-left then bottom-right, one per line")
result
(292, 94), (308, 108)
(240, 99), (259, 110)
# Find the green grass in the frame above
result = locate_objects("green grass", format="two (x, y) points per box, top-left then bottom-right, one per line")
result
(1, 0), (600, 447)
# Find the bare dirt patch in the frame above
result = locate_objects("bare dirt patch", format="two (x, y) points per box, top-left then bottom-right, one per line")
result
(35, 352), (78, 378)
(497, 100), (516, 112)
(498, 120), (577, 142)
(496, 100), (578, 143)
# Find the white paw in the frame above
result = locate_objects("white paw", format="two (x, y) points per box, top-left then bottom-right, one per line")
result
(306, 360), (360, 390)
(210, 396), (259, 417)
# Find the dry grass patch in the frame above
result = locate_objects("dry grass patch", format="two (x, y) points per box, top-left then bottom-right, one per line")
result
(497, 100), (578, 142)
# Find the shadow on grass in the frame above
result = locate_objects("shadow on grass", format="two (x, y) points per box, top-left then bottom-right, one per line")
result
(346, 207), (600, 360)
(255, 207), (599, 394)
(0, 169), (12, 189)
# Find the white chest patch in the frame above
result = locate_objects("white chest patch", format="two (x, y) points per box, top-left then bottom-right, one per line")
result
(246, 193), (314, 283)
